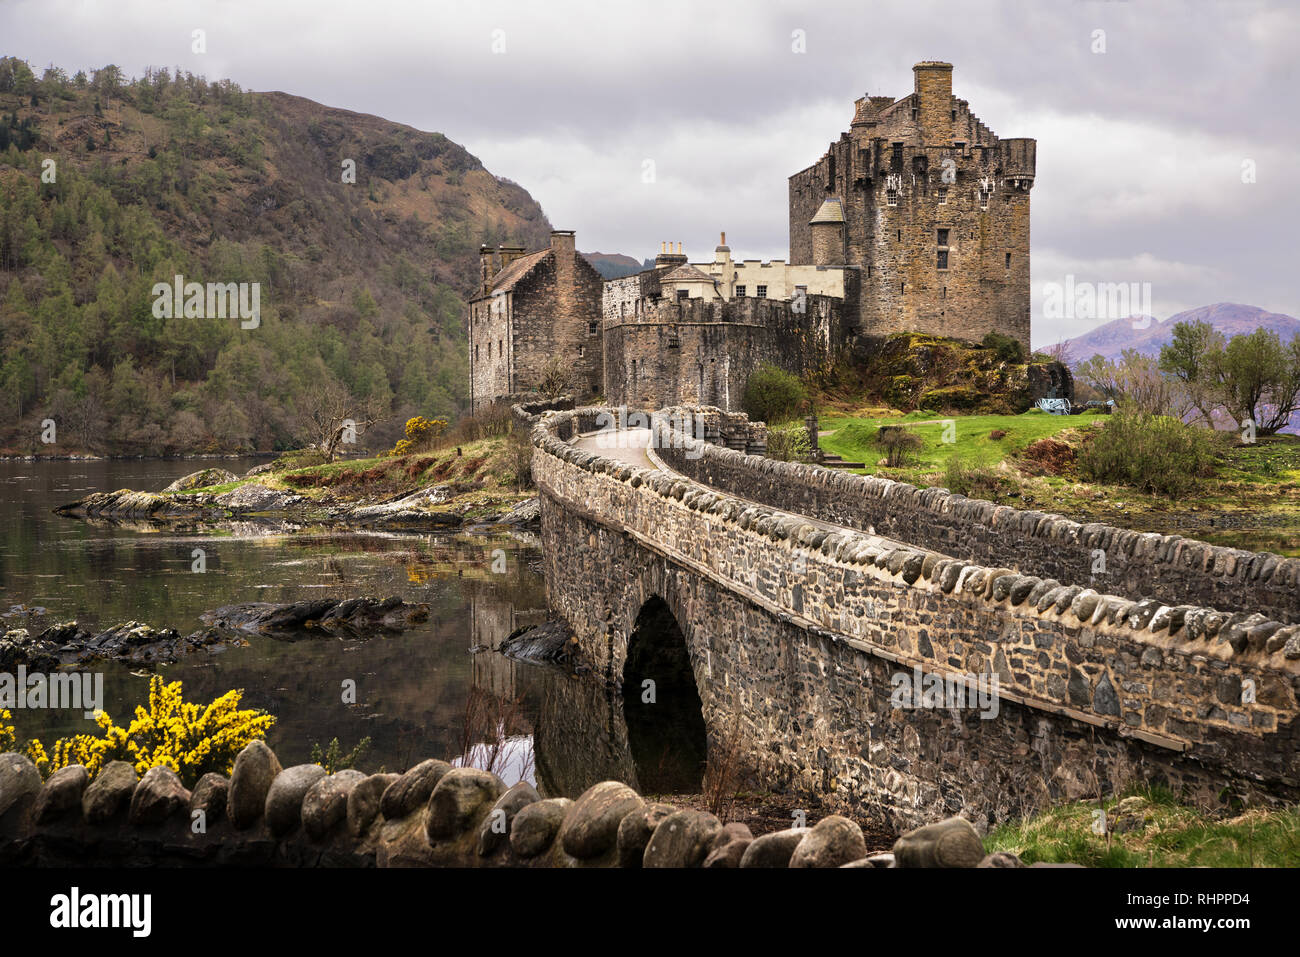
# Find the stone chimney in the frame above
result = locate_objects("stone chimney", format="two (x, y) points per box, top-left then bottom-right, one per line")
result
(479, 245), (499, 296)
(912, 61), (954, 145)
(549, 230), (575, 264)
(655, 241), (687, 270)
(498, 244), (527, 270)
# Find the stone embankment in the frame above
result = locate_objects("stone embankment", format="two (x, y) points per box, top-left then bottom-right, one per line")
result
(0, 742), (1054, 868)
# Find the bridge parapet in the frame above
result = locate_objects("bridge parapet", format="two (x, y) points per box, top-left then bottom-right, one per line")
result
(652, 416), (1300, 624)
(532, 407), (1300, 822)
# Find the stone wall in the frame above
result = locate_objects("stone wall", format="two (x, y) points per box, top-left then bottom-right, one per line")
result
(601, 294), (850, 412)
(530, 408), (1300, 828)
(0, 744), (1008, 869)
(655, 438), (1300, 625)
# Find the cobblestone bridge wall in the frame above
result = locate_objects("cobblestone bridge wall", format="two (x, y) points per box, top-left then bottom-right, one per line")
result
(531, 407), (1300, 828)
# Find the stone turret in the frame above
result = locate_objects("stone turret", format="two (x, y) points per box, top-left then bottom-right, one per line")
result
(809, 198), (845, 266)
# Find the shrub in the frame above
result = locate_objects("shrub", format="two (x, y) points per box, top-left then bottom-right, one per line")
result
(310, 736), (371, 774)
(446, 402), (514, 444)
(19, 676), (274, 786)
(1020, 437), (1076, 475)
(981, 331), (1025, 364)
(506, 429), (534, 489)
(1078, 411), (1219, 495)
(766, 423), (812, 462)
(873, 425), (923, 467)
(386, 414), (447, 457)
(943, 454), (1001, 498)
(742, 364), (807, 424)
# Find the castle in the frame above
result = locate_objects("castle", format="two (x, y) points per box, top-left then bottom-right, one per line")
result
(468, 62), (1036, 414)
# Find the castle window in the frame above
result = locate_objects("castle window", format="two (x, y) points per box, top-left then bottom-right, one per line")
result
(1006, 252), (1012, 269)
(900, 282), (905, 294)
(937, 187), (948, 204)
(951, 109), (957, 121)
(578, 346), (584, 358)
(886, 187), (898, 206)
(911, 107), (918, 121)
(756, 285), (767, 299)
(498, 339), (503, 357)
(955, 141), (965, 153)
(979, 188), (990, 210)
(735, 285), (746, 298)
(891, 142), (903, 172)
(937, 229), (950, 246)
(897, 229), (902, 242)
(941, 286), (946, 299)
(589, 320), (599, 336)
(677, 289), (689, 301)
(937, 249), (948, 269)
(474, 344), (479, 361)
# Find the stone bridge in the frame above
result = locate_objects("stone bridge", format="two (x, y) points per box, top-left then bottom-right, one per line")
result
(527, 404), (1300, 830)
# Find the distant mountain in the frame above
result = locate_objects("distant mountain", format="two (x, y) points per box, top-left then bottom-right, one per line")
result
(1053, 304), (1300, 364)
(582, 251), (645, 280)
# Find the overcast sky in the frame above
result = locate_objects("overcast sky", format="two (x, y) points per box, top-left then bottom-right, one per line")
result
(3, 0), (1296, 345)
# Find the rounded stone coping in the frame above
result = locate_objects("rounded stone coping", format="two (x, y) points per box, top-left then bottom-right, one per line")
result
(530, 406), (1300, 667)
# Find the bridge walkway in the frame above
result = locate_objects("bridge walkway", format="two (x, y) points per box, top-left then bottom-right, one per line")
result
(572, 428), (919, 557)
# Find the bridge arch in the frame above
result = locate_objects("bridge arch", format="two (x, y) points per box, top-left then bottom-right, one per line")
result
(621, 596), (709, 794)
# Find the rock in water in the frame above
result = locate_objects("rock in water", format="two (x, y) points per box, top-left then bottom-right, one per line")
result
(162, 468), (238, 492)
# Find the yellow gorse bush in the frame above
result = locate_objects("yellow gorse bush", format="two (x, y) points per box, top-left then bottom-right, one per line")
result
(12, 676), (274, 787)
(0, 708), (15, 753)
(386, 415), (448, 458)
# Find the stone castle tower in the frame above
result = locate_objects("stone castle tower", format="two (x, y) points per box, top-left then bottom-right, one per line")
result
(788, 62), (1036, 352)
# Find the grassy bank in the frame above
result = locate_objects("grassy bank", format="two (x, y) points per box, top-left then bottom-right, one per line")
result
(166, 434), (534, 520)
(813, 409), (1300, 556)
(986, 787), (1300, 867)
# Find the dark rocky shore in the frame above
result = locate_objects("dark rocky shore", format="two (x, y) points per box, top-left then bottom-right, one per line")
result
(0, 597), (433, 669)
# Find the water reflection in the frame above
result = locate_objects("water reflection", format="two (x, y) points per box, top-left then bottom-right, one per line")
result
(2, 458), (708, 801)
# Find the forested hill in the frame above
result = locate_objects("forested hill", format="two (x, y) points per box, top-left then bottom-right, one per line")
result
(0, 57), (552, 455)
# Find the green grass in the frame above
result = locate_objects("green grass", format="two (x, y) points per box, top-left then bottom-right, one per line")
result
(818, 409), (1093, 474)
(986, 787), (1300, 867)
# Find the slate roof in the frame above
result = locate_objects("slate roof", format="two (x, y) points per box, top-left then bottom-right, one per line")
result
(472, 248), (552, 301)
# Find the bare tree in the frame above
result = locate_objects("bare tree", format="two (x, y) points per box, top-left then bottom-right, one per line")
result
(299, 379), (386, 462)
(1046, 339), (1074, 366)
